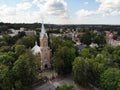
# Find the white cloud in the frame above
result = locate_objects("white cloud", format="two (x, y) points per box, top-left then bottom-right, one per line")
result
(84, 2), (89, 5)
(0, 11), (42, 23)
(0, 0), (120, 24)
(76, 0), (120, 19)
(16, 2), (32, 11)
(74, 0), (120, 24)
(0, 5), (15, 16)
(76, 9), (97, 18)
(0, 2), (38, 23)
(96, 0), (120, 15)
(111, 10), (120, 16)
(0, 0), (70, 24)
(0, 2), (32, 17)
(33, 0), (69, 19)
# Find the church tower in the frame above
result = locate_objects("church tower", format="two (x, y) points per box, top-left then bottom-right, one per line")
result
(40, 23), (51, 70)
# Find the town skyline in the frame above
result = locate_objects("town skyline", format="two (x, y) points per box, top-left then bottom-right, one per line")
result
(0, 0), (120, 24)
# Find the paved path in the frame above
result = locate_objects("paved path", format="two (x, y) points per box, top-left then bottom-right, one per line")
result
(32, 70), (98, 90)
(33, 76), (80, 90)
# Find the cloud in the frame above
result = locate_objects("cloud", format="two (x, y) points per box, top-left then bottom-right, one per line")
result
(0, 11), (42, 23)
(33, 0), (69, 19)
(76, 9), (97, 18)
(111, 10), (120, 16)
(0, 0), (119, 24)
(16, 2), (32, 11)
(0, 2), (40, 23)
(96, 0), (120, 15)
(0, 0), (70, 24)
(0, 2), (32, 17)
(76, 0), (120, 19)
(0, 5), (15, 16)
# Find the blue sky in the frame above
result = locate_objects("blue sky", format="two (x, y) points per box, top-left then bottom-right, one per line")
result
(0, 0), (120, 24)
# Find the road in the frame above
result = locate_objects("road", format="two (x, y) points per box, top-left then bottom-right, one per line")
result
(33, 76), (80, 90)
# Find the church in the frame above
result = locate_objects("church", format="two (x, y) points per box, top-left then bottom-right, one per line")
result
(31, 23), (51, 70)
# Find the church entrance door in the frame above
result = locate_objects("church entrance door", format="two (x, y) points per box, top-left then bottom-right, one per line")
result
(45, 64), (48, 69)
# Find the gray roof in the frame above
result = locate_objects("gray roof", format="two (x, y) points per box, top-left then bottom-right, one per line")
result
(40, 23), (48, 39)
(31, 42), (41, 55)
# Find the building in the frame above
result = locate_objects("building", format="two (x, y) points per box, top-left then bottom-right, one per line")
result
(8, 28), (25, 37)
(76, 44), (86, 51)
(25, 30), (36, 36)
(89, 43), (98, 48)
(105, 31), (120, 47)
(31, 23), (51, 70)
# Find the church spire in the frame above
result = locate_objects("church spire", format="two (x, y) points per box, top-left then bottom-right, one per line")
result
(40, 21), (48, 39)
(41, 23), (46, 34)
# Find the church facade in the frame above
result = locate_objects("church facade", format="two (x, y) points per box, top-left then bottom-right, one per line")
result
(31, 23), (51, 70)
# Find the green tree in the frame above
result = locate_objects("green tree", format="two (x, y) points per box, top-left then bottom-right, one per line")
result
(92, 34), (106, 46)
(0, 46), (10, 52)
(0, 64), (10, 90)
(100, 68), (120, 90)
(0, 54), (15, 68)
(79, 47), (97, 58)
(15, 45), (26, 57)
(53, 46), (75, 75)
(73, 56), (106, 86)
(112, 46), (120, 67)
(73, 57), (88, 86)
(0, 41), (7, 47)
(80, 31), (92, 45)
(51, 37), (74, 53)
(16, 35), (36, 48)
(12, 50), (37, 90)
(2, 34), (11, 45)
(56, 84), (74, 90)
(51, 37), (64, 53)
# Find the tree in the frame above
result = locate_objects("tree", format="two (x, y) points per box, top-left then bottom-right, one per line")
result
(0, 64), (10, 90)
(10, 31), (26, 45)
(12, 50), (37, 90)
(0, 53), (17, 90)
(103, 45), (114, 54)
(79, 47), (97, 58)
(100, 68), (120, 90)
(56, 84), (74, 90)
(112, 46), (120, 67)
(51, 37), (64, 53)
(15, 45), (26, 57)
(16, 35), (36, 48)
(92, 34), (106, 46)
(0, 49), (39, 90)
(0, 41), (7, 47)
(2, 34), (11, 45)
(72, 57), (88, 86)
(0, 46), (10, 52)
(73, 56), (106, 86)
(53, 46), (75, 75)
(51, 37), (74, 53)
(80, 31), (92, 45)
(0, 54), (15, 68)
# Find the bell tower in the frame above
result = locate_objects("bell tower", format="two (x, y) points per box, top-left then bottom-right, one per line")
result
(40, 23), (51, 70)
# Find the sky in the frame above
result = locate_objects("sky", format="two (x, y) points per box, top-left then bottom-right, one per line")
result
(0, 0), (120, 24)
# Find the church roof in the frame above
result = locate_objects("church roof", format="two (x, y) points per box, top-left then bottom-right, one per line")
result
(40, 23), (48, 39)
(31, 42), (41, 55)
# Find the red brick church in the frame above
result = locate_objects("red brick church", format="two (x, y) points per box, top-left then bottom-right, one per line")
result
(31, 23), (51, 70)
